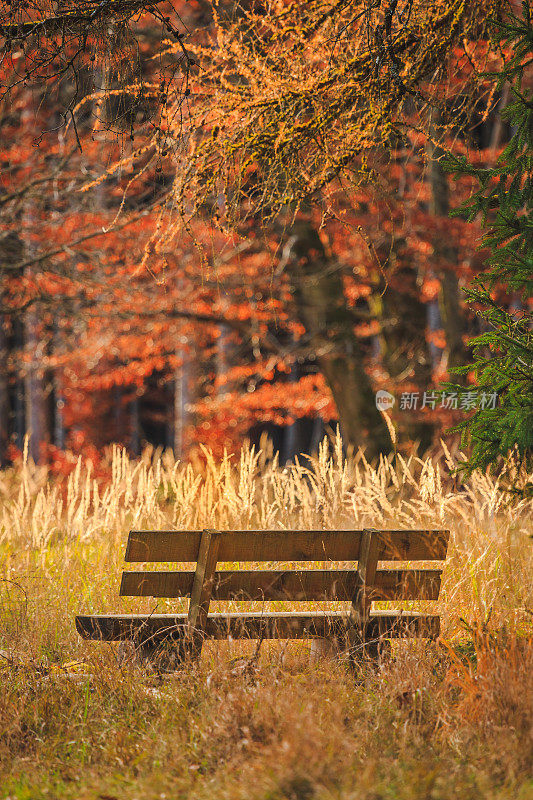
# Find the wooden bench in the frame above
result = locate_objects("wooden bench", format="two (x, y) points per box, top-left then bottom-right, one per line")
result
(76, 528), (449, 664)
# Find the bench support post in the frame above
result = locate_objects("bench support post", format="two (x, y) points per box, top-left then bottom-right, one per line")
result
(187, 529), (221, 660)
(347, 528), (381, 665)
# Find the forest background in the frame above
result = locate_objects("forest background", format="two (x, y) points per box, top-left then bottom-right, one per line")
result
(0, 0), (531, 471)
(0, 5), (532, 797)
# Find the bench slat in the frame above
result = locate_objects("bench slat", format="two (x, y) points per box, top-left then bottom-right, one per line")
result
(119, 568), (442, 600)
(76, 611), (440, 642)
(124, 529), (449, 563)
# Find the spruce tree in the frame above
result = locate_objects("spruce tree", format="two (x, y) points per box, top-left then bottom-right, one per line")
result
(443, 1), (533, 486)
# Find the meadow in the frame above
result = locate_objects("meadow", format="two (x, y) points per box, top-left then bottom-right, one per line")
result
(0, 437), (532, 800)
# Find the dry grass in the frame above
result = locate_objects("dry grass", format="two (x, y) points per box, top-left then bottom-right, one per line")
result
(0, 437), (532, 800)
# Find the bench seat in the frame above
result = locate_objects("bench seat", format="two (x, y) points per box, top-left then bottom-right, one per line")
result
(76, 609), (440, 642)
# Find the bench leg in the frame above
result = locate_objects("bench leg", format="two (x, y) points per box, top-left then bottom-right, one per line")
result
(117, 638), (188, 671)
(362, 636), (392, 664)
(342, 627), (392, 672)
(309, 636), (342, 665)
(346, 528), (381, 671)
(187, 529), (221, 661)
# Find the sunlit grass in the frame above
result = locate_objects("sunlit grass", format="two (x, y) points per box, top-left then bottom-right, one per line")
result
(0, 437), (531, 799)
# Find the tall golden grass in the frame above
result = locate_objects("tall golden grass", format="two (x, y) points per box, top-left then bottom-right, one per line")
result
(0, 437), (531, 799)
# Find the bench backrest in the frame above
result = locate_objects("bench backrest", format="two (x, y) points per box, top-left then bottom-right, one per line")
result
(101, 528), (451, 657)
(120, 528), (449, 608)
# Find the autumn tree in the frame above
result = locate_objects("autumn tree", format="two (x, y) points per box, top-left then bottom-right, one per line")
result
(130, 0), (500, 454)
(0, 0), (515, 462)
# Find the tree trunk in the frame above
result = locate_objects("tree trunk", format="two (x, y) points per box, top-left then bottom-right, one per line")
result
(370, 255), (433, 386)
(24, 305), (49, 463)
(0, 318), (8, 466)
(130, 393), (140, 456)
(21, 92), (51, 463)
(427, 130), (468, 377)
(282, 334), (301, 463)
(0, 232), (26, 462)
(0, 242), (11, 465)
(489, 84), (511, 151)
(286, 219), (389, 458)
(369, 250), (435, 452)
(174, 349), (189, 459)
(13, 317), (25, 450)
(51, 321), (66, 450)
